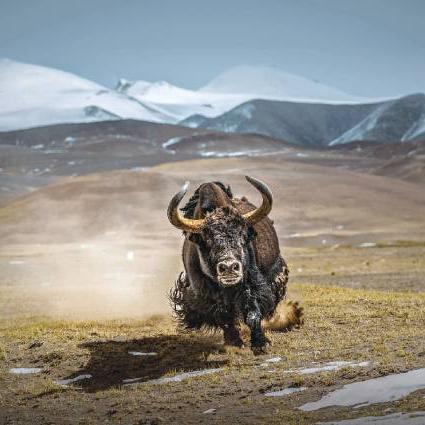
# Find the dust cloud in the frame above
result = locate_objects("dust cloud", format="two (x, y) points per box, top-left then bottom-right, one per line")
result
(2, 232), (182, 320)
(0, 172), (185, 320)
(2, 233), (183, 320)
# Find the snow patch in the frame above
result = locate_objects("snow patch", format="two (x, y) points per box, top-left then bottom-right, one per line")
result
(299, 368), (425, 411)
(123, 368), (220, 385)
(10, 368), (42, 374)
(237, 103), (256, 119)
(286, 361), (370, 375)
(162, 137), (182, 153)
(56, 374), (92, 386)
(260, 356), (282, 367)
(265, 387), (306, 397)
(128, 351), (157, 356)
(200, 149), (264, 158)
(358, 243), (377, 248)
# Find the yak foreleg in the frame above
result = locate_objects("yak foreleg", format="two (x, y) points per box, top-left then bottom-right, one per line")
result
(222, 323), (244, 348)
(243, 290), (270, 354)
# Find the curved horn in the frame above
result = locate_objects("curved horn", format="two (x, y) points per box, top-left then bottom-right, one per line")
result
(167, 181), (205, 233)
(242, 176), (273, 225)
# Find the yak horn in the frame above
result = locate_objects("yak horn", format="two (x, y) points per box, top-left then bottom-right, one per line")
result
(167, 181), (205, 233)
(242, 176), (273, 225)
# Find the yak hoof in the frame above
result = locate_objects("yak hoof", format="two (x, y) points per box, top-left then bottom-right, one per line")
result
(252, 345), (268, 355)
(251, 335), (271, 355)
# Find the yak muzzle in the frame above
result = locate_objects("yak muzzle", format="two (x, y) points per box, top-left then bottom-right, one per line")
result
(216, 259), (243, 287)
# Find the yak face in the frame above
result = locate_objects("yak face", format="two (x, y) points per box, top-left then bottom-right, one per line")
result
(190, 206), (256, 287)
(168, 177), (273, 286)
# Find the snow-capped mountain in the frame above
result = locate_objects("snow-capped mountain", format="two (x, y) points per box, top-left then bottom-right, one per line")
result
(115, 65), (371, 123)
(116, 78), (249, 122)
(0, 59), (171, 131)
(200, 65), (369, 103)
(181, 94), (425, 147)
(181, 99), (379, 147)
(2, 59), (422, 147)
(329, 94), (425, 145)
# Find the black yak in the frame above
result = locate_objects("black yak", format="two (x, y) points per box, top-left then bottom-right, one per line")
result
(167, 176), (302, 353)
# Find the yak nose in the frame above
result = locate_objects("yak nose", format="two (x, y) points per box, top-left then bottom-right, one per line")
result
(217, 259), (241, 274)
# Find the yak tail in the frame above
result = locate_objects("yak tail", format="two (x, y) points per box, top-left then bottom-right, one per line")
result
(263, 299), (304, 332)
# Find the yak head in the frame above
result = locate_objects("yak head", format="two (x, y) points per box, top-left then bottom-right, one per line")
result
(167, 176), (273, 287)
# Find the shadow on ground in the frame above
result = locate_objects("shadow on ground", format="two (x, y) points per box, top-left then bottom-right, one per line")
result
(64, 334), (226, 392)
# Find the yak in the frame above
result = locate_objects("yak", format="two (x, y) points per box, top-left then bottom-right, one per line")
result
(167, 176), (302, 354)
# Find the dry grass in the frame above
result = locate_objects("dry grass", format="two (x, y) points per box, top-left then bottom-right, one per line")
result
(1, 281), (425, 423)
(1, 244), (425, 424)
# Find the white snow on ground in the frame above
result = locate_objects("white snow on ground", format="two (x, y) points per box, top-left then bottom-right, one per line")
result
(299, 368), (425, 411)
(358, 243), (377, 248)
(318, 411), (425, 425)
(264, 387), (306, 397)
(0, 59), (170, 131)
(55, 374), (92, 386)
(403, 113), (425, 140)
(123, 368), (221, 385)
(10, 368), (42, 374)
(162, 137), (183, 151)
(199, 149), (265, 158)
(329, 106), (383, 146)
(260, 356), (282, 367)
(128, 351), (157, 356)
(203, 409), (217, 414)
(285, 361), (370, 375)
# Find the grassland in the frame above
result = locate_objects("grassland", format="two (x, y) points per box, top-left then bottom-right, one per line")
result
(1, 244), (425, 424)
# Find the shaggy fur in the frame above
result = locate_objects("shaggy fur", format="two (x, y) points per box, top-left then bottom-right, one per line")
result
(169, 181), (302, 353)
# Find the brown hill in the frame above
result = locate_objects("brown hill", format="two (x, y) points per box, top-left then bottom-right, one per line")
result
(1, 155), (424, 247)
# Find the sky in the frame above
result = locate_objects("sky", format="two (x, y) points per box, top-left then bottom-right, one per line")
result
(0, 0), (424, 97)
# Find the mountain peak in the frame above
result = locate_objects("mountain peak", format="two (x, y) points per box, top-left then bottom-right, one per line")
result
(0, 59), (169, 131)
(200, 65), (362, 102)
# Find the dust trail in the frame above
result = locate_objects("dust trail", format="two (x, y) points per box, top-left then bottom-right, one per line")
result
(0, 171), (187, 320)
(1, 232), (182, 320)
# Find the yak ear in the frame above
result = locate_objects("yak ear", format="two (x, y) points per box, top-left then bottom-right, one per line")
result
(247, 225), (257, 242)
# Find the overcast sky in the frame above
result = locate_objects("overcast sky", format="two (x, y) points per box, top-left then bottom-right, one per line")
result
(1, 0), (424, 96)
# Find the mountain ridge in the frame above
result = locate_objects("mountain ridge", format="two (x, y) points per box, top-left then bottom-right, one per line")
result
(181, 94), (425, 147)
(0, 59), (170, 131)
(1, 59), (422, 147)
